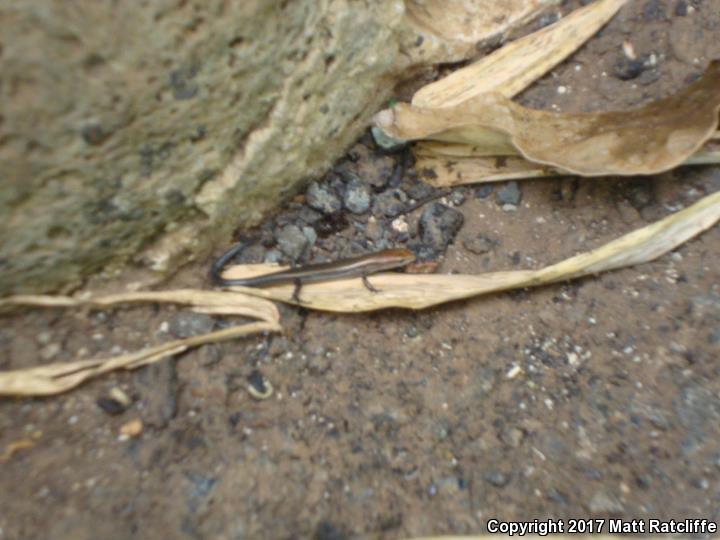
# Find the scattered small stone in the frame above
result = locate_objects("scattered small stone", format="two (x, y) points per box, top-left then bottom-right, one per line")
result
(475, 185), (493, 199)
(247, 370), (273, 400)
(315, 520), (346, 540)
(402, 181), (435, 201)
(343, 177), (371, 214)
(119, 419), (143, 439)
(448, 189), (467, 206)
(499, 426), (525, 447)
(545, 488), (569, 505)
(483, 470), (511, 488)
(405, 325), (418, 338)
(298, 206), (322, 224)
(613, 57), (646, 80)
(276, 224), (310, 260)
(36, 331), (53, 345)
(372, 188), (408, 218)
(96, 396), (127, 416)
(40, 343), (61, 361)
(306, 182), (342, 214)
(419, 203), (464, 254)
(168, 312), (215, 339)
(674, 0), (687, 16)
(502, 203), (518, 212)
(110, 387), (132, 407)
(264, 249), (283, 263)
(495, 181), (522, 206)
(588, 491), (624, 514)
(463, 234), (495, 255)
(642, 0), (667, 22)
(302, 226), (318, 247)
(370, 126), (407, 152)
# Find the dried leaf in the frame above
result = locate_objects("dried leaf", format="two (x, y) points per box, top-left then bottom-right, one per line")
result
(413, 0), (628, 107)
(218, 191), (720, 312)
(376, 61), (720, 176)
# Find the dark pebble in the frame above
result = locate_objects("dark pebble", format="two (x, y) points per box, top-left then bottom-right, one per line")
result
(343, 177), (372, 214)
(674, 0), (687, 15)
(247, 369), (268, 394)
(448, 189), (467, 206)
(306, 182), (342, 214)
(613, 58), (646, 81)
(370, 126), (407, 152)
(463, 234), (495, 255)
(81, 123), (111, 146)
(298, 206), (322, 224)
(545, 488), (569, 505)
(475, 185), (494, 199)
(638, 67), (661, 86)
(405, 325), (418, 338)
(483, 470), (511, 488)
(315, 520), (346, 540)
(169, 312), (215, 338)
(96, 397), (127, 416)
(419, 203), (464, 253)
(402, 180), (435, 201)
(642, 0), (667, 21)
(276, 224), (310, 260)
(495, 181), (522, 206)
(372, 188), (409, 218)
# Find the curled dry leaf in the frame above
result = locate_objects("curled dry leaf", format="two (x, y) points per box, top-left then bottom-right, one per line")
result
(0, 290), (281, 397)
(376, 61), (720, 177)
(218, 191), (720, 312)
(412, 0), (628, 107)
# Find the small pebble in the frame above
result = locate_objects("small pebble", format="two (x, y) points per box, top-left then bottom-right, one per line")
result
(613, 57), (645, 81)
(475, 185), (493, 199)
(463, 235), (495, 255)
(247, 370), (274, 400)
(370, 126), (407, 152)
(276, 224), (310, 260)
(495, 181), (522, 206)
(372, 189), (408, 218)
(306, 182), (342, 214)
(40, 343), (61, 361)
(301, 226), (317, 246)
(483, 471), (511, 488)
(448, 189), (467, 206)
(343, 177), (372, 214)
(119, 419), (143, 439)
(419, 203), (464, 254)
(96, 397), (127, 416)
(168, 312), (215, 339)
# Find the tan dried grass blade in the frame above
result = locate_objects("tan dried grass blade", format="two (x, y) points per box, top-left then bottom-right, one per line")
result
(413, 0), (628, 107)
(218, 191), (720, 312)
(376, 61), (720, 177)
(0, 290), (281, 396)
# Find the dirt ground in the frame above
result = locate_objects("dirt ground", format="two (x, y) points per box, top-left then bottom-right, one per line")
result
(2, 1), (720, 539)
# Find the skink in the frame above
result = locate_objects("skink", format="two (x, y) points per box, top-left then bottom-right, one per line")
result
(211, 243), (416, 299)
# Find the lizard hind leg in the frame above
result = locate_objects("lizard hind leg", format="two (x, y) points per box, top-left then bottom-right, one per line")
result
(362, 275), (380, 293)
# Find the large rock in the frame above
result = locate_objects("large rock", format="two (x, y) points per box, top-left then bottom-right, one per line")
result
(0, 0), (552, 294)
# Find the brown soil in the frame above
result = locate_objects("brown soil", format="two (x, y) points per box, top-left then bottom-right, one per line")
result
(1, 2), (719, 539)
